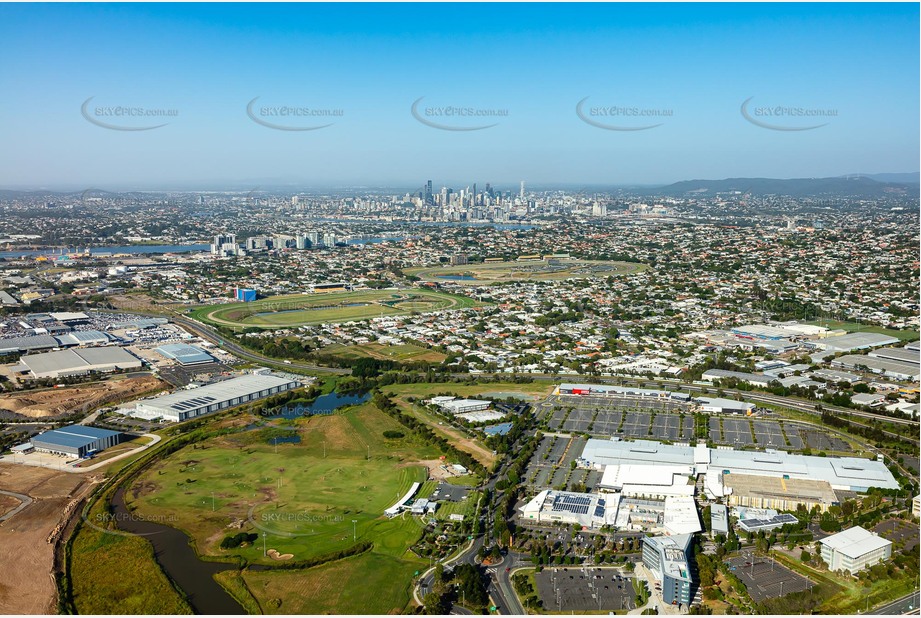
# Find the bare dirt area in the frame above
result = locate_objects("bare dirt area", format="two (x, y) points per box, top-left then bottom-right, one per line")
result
(0, 493), (21, 517)
(0, 463), (98, 614)
(0, 375), (166, 418)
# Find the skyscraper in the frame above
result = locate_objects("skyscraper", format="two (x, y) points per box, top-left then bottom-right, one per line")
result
(520, 181), (525, 199)
(425, 180), (433, 205)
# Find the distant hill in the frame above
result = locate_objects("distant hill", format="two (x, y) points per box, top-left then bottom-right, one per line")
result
(645, 175), (919, 198)
(843, 172), (920, 184)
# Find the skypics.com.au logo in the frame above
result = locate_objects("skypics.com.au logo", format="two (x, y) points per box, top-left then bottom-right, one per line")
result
(81, 97), (178, 131)
(741, 97), (837, 131)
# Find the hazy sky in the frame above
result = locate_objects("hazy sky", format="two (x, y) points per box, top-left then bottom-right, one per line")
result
(0, 3), (918, 189)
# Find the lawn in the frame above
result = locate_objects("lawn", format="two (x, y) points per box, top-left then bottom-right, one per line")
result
(805, 320), (919, 342)
(240, 551), (422, 614)
(433, 491), (481, 521)
(69, 498), (192, 614)
(190, 289), (483, 329)
(770, 550), (918, 614)
(126, 403), (440, 565)
(380, 381), (553, 468)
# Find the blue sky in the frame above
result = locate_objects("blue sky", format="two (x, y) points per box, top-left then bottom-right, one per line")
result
(0, 3), (917, 189)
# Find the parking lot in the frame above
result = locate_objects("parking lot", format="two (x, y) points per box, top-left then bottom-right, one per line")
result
(541, 395), (851, 455)
(526, 435), (587, 490)
(534, 566), (637, 612)
(799, 429), (849, 452)
(725, 554), (813, 602)
(545, 396), (695, 442)
(427, 481), (471, 502)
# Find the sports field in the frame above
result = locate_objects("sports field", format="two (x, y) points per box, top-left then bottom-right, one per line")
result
(406, 258), (646, 285)
(189, 289), (482, 329)
(126, 404), (439, 565)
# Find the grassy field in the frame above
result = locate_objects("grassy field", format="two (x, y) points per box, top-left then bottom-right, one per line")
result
(771, 550), (918, 614)
(433, 490), (481, 521)
(189, 289), (483, 329)
(380, 381), (553, 468)
(321, 342), (447, 363)
(406, 259), (647, 285)
(240, 551), (422, 614)
(806, 320), (919, 342)
(126, 403), (439, 565)
(69, 498), (192, 614)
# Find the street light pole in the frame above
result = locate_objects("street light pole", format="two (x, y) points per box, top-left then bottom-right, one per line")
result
(262, 532), (267, 556)
(352, 519), (358, 541)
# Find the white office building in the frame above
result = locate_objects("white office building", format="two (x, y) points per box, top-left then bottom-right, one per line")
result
(820, 526), (892, 574)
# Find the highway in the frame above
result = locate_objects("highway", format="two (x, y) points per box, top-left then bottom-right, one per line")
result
(871, 590), (921, 615)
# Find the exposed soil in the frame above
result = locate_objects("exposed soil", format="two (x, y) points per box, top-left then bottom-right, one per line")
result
(0, 463), (97, 614)
(0, 375), (166, 418)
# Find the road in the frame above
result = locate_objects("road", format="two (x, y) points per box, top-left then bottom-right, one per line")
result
(0, 489), (33, 522)
(168, 314), (352, 375)
(871, 590), (921, 615)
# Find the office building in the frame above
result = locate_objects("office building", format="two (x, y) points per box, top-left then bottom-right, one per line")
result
(642, 534), (694, 607)
(820, 526), (892, 574)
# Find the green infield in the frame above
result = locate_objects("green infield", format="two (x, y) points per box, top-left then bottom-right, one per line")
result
(189, 289), (483, 329)
(406, 258), (646, 285)
(126, 403), (440, 566)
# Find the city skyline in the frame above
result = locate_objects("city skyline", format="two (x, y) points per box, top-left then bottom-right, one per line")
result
(0, 3), (918, 188)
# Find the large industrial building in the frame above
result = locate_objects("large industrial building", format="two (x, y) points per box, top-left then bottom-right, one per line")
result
(519, 489), (620, 529)
(599, 464), (696, 499)
(642, 534), (695, 607)
(17, 346), (143, 379)
(30, 425), (123, 457)
(807, 332), (900, 354)
(579, 439), (899, 496)
(820, 526), (892, 574)
(441, 399), (491, 414)
(720, 473), (839, 512)
(129, 373), (299, 421)
(155, 343), (215, 366)
(831, 354), (920, 381)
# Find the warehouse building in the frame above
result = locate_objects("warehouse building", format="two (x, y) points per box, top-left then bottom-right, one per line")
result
(441, 398), (491, 414)
(155, 343), (215, 366)
(130, 373), (299, 422)
(820, 526), (892, 574)
(868, 346), (920, 365)
(519, 489), (620, 529)
(808, 332), (900, 353)
(695, 397), (755, 415)
(831, 354), (920, 381)
(31, 425), (123, 458)
(556, 383), (691, 401)
(642, 534), (694, 607)
(579, 438), (899, 494)
(18, 346), (143, 379)
(599, 464), (696, 499)
(700, 369), (773, 387)
(719, 473), (838, 513)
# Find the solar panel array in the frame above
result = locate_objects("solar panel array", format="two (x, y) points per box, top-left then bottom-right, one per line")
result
(551, 494), (592, 515)
(171, 395), (217, 411)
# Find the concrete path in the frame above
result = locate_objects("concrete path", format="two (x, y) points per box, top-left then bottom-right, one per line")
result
(0, 489), (33, 522)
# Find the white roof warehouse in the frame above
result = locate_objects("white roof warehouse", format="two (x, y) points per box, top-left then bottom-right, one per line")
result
(130, 374), (299, 422)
